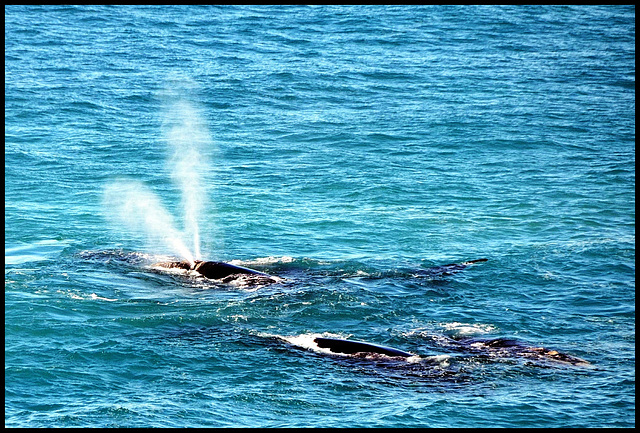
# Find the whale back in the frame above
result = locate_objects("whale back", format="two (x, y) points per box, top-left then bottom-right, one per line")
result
(154, 259), (273, 280)
(314, 337), (414, 358)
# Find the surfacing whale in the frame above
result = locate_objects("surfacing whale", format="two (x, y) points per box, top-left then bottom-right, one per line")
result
(314, 337), (415, 358)
(305, 335), (589, 366)
(153, 259), (275, 280)
(153, 257), (489, 282)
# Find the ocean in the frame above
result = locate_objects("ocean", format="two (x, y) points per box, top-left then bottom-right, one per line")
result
(4, 5), (635, 428)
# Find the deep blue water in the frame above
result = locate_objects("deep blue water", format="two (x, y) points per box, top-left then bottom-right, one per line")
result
(5, 5), (635, 428)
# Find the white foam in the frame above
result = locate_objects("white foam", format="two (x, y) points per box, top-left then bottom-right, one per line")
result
(90, 293), (118, 302)
(276, 332), (345, 355)
(439, 322), (497, 336)
(420, 354), (452, 367)
(230, 256), (296, 266)
(64, 291), (118, 302)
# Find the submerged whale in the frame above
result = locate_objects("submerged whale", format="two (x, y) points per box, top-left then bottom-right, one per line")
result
(420, 258), (487, 275)
(452, 337), (590, 366)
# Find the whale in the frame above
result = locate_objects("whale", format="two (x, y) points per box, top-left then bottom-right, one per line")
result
(153, 259), (274, 280)
(153, 257), (489, 281)
(313, 337), (415, 358)
(304, 335), (589, 366)
(454, 337), (590, 366)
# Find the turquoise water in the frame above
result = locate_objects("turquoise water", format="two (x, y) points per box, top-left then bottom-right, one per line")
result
(5, 5), (635, 428)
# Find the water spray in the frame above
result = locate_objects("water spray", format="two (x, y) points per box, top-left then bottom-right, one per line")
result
(103, 180), (196, 267)
(102, 77), (211, 264)
(162, 98), (210, 260)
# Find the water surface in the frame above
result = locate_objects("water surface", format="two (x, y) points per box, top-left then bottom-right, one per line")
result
(5, 5), (635, 428)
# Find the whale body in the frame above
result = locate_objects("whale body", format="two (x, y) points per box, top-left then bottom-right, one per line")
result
(314, 337), (415, 358)
(154, 259), (273, 280)
(154, 257), (489, 281)
(456, 338), (590, 366)
(311, 336), (589, 366)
